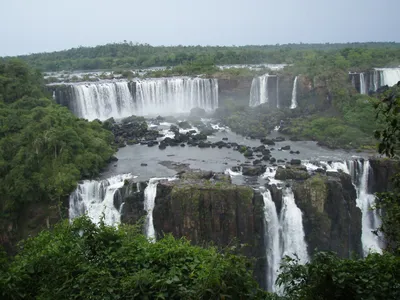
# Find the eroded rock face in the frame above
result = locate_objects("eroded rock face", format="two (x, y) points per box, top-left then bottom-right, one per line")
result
(151, 173), (266, 287)
(369, 158), (400, 193)
(120, 182), (147, 225)
(292, 172), (362, 257)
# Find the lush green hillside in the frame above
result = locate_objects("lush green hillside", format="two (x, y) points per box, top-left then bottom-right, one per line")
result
(0, 60), (114, 243)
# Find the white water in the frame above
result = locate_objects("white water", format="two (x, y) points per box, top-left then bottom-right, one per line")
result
(262, 190), (282, 291)
(69, 173), (133, 226)
(276, 76), (280, 108)
(378, 68), (400, 87)
(290, 76), (298, 109)
(136, 78), (218, 116)
(359, 73), (367, 94)
(352, 160), (383, 255)
(249, 74), (269, 107)
(71, 82), (136, 121)
(261, 187), (308, 292)
(279, 188), (309, 263)
(143, 177), (176, 240)
(68, 78), (218, 120)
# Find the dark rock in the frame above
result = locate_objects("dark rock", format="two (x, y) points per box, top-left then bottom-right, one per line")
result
(178, 121), (191, 129)
(180, 143), (185, 147)
(253, 159), (262, 165)
(275, 167), (310, 180)
(141, 163), (148, 166)
(281, 145), (291, 150)
(222, 137), (228, 141)
(291, 159), (301, 165)
(159, 143), (167, 150)
(274, 137), (286, 142)
(269, 157), (276, 163)
(242, 165), (266, 176)
(260, 138), (275, 146)
(243, 150), (254, 157)
(170, 125), (180, 133)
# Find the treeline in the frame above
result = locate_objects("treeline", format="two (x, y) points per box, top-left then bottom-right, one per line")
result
(3, 41), (400, 72)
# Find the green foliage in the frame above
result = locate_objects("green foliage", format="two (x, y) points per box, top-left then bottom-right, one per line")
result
(0, 60), (114, 219)
(4, 41), (400, 72)
(277, 252), (400, 300)
(0, 217), (266, 299)
(373, 83), (400, 256)
(283, 115), (376, 149)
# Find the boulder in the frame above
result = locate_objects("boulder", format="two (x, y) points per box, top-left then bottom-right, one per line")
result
(275, 167), (310, 180)
(178, 121), (191, 129)
(260, 138), (275, 146)
(291, 159), (302, 165)
(242, 165), (266, 176)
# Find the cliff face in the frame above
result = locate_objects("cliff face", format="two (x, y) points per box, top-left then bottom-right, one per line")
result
(120, 181), (147, 225)
(292, 172), (362, 257)
(151, 172), (267, 288)
(369, 158), (400, 193)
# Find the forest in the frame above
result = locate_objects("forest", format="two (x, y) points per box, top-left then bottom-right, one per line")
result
(2, 41), (400, 72)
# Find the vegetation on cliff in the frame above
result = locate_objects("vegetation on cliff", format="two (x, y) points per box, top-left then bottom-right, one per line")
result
(0, 217), (267, 299)
(0, 60), (114, 232)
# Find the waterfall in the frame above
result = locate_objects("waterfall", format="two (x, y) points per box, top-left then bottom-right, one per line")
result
(262, 187), (308, 292)
(379, 68), (400, 87)
(351, 160), (383, 255)
(276, 76), (280, 108)
(279, 188), (309, 263)
(63, 78), (218, 120)
(69, 174), (133, 226)
(262, 190), (281, 292)
(71, 81), (136, 121)
(136, 78), (218, 116)
(143, 177), (176, 240)
(290, 76), (298, 109)
(249, 74), (269, 107)
(360, 73), (367, 94)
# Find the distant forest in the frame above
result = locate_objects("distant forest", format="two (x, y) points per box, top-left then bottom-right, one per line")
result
(2, 42), (400, 72)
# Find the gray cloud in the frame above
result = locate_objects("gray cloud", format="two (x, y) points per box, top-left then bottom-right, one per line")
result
(0, 0), (399, 56)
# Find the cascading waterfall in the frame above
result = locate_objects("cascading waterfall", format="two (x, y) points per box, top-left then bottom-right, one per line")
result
(279, 188), (309, 263)
(378, 68), (400, 87)
(359, 73), (367, 94)
(262, 187), (308, 292)
(276, 76), (280, 108)
(136, 78), (218, 116)
(303, 159), (383, 256)
(350, 160), (383, 255)
(71, 81), (136, 121)
(143, 177), (176, 240)
(290, 76), (298, 109)
(63, 78), (218, 120)
(249, 74), (269, 107)
(262, 190), (281, 292)
(69, 174), (133, 226)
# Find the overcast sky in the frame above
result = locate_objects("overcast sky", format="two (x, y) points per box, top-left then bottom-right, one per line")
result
(0, 0), (399, 56)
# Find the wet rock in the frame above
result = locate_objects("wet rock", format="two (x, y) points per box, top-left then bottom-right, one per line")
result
(274, 137), (286, 142)
(242, 165), (266, 176)
(170, 124), (179, 133)
(243, 150), (253, 157)
(159, 143), (167, 150)
(141, 163), (148, 167)
(253, 159), (262, 165)
(180, 143), (186, 147)
(260, 138), (275, 146)
(222, 137), (228, 141)
(275, 166), (310, 180)
(270, 157), (276, 163)
(281, 145), (291, 150)
(291, 159), (302, 165)
(178, 121), (191, 129)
